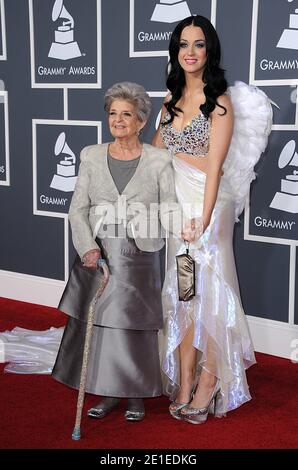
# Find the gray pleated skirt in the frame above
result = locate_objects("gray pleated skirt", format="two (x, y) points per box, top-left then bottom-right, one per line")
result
(52, 237), (163, 397)
(52, 318), (162, 397)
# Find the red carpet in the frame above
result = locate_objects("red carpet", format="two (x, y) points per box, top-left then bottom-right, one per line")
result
(0, 296), (298, 449)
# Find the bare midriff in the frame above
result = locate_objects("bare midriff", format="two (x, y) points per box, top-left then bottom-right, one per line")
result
(175, 152), (224, 176)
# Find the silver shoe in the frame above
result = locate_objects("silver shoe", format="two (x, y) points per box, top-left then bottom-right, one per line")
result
(124, 410), (145, 422)
(182, 380), (221, 425)
(169, 401), (189, 420)
(169, 385), (196, 420)
(87, 399), (120, 419)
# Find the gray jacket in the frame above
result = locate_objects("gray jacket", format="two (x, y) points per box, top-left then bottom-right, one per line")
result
(69, 142), (182, 258)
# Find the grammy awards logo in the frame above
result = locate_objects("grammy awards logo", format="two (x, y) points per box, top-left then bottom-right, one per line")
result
(50, 132), (77, 192)
(151, 0), (191, 23)
(48, 0), (82, 60)
(276, 6), (298, 50)
(270, 140), (298, 214)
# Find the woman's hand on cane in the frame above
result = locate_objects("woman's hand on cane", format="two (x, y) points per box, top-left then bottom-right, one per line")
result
(82, 249), (101, 269)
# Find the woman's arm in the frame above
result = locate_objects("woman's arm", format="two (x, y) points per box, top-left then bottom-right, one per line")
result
(183, 94), (234, 242)
(152, 94), (170, 148)
(68, 150), (101, 261)
(159, 158), (183, 238)
(202, 94), (234, 230)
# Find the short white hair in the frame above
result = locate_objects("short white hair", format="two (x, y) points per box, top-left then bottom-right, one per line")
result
(104, 82), (152, 122)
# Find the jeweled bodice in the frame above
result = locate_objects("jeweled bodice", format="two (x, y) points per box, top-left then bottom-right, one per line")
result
(160, 110), (211, 157)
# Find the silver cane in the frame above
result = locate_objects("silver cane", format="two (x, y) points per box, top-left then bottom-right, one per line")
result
(71, 258), (110, 440)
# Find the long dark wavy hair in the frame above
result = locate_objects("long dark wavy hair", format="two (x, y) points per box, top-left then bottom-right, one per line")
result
(164, 15), (227, 124)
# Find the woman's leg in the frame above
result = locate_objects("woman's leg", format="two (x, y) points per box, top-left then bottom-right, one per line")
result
(184, 336), (218, 410)
(126, 398), (145, 412)
(189, 369), (217, 408)
(170, 323), (197, 408)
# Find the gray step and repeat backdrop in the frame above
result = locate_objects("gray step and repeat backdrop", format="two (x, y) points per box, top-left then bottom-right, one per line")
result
(0, 0), (297, 358)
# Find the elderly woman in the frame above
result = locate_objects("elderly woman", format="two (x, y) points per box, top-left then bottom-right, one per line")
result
(52, 82), (181, 421)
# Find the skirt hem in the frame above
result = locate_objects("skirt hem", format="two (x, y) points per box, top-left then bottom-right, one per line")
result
(52, 373), (163, 398)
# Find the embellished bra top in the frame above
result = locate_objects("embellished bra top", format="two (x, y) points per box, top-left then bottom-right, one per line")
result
(160, 110), (211, 157)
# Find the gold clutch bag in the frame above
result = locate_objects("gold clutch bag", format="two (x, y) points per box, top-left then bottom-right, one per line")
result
(176, 244), (195, 302)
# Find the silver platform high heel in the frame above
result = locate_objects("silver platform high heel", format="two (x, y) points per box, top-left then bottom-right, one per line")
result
(182, 379), (221, 425)
(169, 385), (196, 421)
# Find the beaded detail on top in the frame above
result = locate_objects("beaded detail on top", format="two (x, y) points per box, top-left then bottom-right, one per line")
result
(160, 111), (211, 157)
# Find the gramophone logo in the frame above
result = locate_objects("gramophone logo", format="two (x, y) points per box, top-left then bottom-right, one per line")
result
(29, 0), (101, 88)
(50, 132), (77, 192)
(276, 6), (298, 50)
(130, 0), (212, 58)
(150, 0), (191, 23)
(251, 0), (298, 84)
(270, 140), (298, 214)
(33, 120), (101, 216)
(48, 0), (82, 60)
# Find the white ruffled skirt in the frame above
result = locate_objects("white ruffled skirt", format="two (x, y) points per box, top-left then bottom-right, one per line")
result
(160, 157), (256, 414)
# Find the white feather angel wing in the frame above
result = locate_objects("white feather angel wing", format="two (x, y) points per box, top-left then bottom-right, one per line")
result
(223, 81), (273, 220)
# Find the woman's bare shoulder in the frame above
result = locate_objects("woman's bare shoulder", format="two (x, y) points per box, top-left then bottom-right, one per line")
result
(211, 93), (233, 120)
(217, 93), (233, 111)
